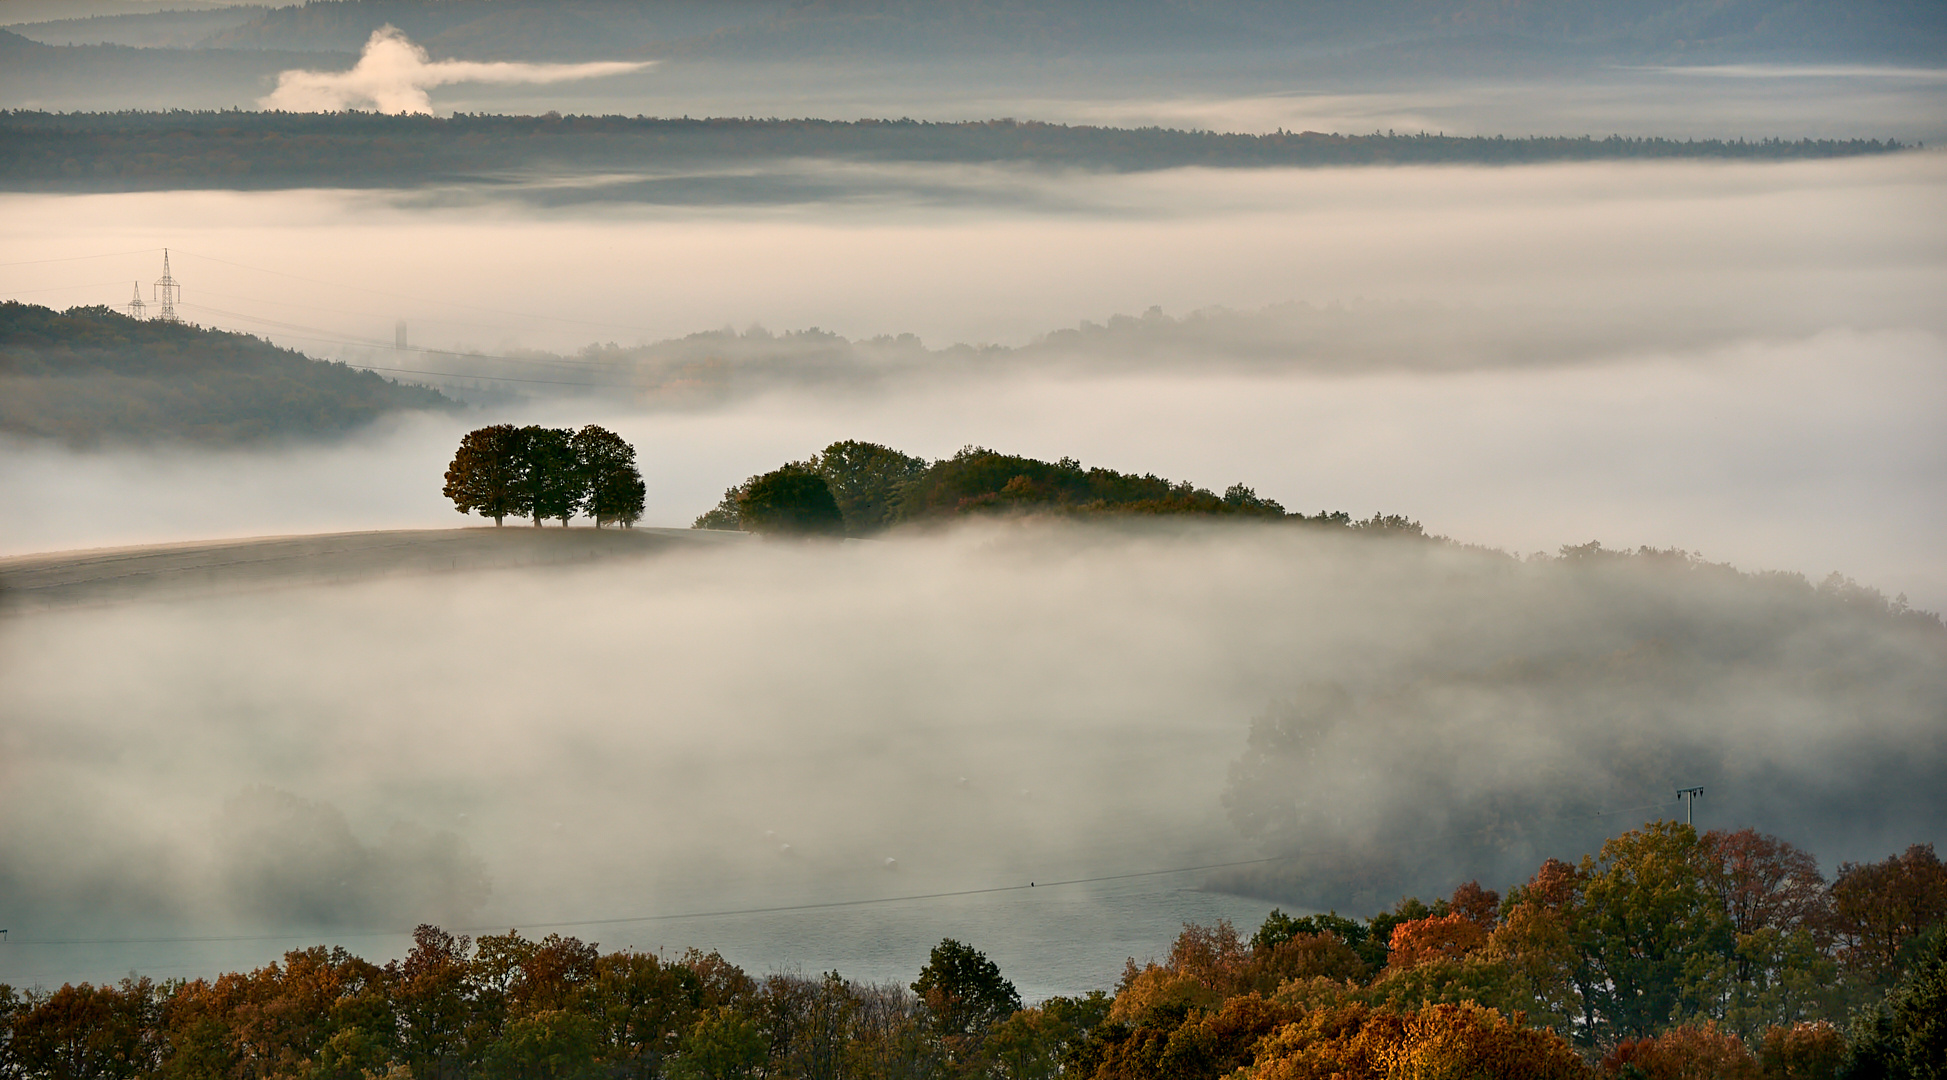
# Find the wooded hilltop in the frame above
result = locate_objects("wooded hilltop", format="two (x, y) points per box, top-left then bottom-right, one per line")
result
(0, 302), (453, 446)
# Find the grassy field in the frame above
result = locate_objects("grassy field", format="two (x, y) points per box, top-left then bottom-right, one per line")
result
(0, 526), (747, 613)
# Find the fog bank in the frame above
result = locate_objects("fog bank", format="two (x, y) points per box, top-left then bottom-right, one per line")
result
(4, 322), (1942, 613)
(0, 524), (1939, 991)
(5, 155), (1940, 353)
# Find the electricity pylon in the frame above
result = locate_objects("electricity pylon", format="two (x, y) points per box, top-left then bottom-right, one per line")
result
(153, 249), (180, 322)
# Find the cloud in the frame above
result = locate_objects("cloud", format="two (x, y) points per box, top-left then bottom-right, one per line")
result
(260, 27), (652, 115)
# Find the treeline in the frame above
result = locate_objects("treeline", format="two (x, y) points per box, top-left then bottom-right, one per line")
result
(1, 826), (1940, 1079)
(1097, 830), (1947, 1077)
(0, 110), (1911, 191)
(443, 423), (646, 527)
(691, 441), (1414, 537)
(0, 301), (452, 446)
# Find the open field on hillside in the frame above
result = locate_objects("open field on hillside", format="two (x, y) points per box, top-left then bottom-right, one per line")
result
(0, 525), (744, 613)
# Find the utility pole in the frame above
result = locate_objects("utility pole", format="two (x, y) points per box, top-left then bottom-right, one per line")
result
(127, 281), (146, 320)
(1676, 786), (1704, 826)
(154, 248), (180, 323)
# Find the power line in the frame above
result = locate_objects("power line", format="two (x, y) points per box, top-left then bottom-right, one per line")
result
(0, 248), (161, 270)
(178, 302), (633, 374)
(173, 305), (628, 386)
(5, 859), (1279, 948)
(187, 284), (553, 342)
(172, 249), (667, 336)
(1, 279), (143, 297)
(2, 793), (1684, 950)
(353, 363), (616, 388)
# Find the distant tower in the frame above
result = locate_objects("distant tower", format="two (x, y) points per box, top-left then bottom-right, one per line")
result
(395, 320), (408, 350)
(153, 248), (180, 323)
(126, 281), (147, 320)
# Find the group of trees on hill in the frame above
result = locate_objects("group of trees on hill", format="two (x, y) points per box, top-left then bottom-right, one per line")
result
(443, 423), (646, 528)
(1, 826), (1940, 1079)
(693, 441), (1413, 538)
(0, 301), (452, 446)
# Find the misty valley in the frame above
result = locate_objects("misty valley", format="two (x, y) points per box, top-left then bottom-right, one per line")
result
(2, 0), (1945, 1078)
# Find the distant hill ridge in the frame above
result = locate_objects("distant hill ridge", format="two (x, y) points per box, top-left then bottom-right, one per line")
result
(0, 301), (455, 446)
(0, 111), (1908, 196)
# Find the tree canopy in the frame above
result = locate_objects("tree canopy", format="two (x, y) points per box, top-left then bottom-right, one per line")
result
(691, 440), (1390, 537)
(442, 423), (523, 526)
(444, 422), (645, 528)
(735, 463), (846, 538)
(913, 939), (1022, 1055)
(2, 829), (1942, 1079)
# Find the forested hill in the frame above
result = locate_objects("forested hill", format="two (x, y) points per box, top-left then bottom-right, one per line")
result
(0, 111), (1909, 193)
(0, 302), (455, 446)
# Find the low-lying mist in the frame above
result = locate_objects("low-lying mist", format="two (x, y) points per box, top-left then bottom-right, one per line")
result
(1, 523), (1940, 992)
(5, 320), (1941, 612)
(6, 154), (1940, 353)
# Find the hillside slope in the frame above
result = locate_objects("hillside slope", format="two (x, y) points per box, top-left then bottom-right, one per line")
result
(0, 302), (455, 446)
(0, 526), (745, 613)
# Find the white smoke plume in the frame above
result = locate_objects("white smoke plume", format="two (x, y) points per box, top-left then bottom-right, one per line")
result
(260, 27), (653, 115)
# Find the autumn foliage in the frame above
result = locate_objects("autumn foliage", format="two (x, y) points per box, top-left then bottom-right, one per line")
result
(1386, 912), (1491, 972)
(1251, 1001), (1592, 1080)
(2, 829), (1943, 1080)
(1601, 1023), (1760, 1080)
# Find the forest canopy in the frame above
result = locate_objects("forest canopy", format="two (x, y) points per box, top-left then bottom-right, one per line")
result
(0, 301), (453, 446)
(1, 827), (1940, 1080)
(692, 441), (1386, 537)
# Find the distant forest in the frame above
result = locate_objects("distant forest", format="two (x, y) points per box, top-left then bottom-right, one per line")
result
(0, 110), (1911, 192)
(0, 302), (453, 446)
(1, 828), (1941, 1079)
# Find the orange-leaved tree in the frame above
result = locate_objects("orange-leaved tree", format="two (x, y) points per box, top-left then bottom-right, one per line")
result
(1600, 1022), (1760, 1080)
(1250, 1001), (1591, 1080)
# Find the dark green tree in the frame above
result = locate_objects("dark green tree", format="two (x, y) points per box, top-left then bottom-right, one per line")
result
(668, 1007), (765, 1080)
(1221, 483), (1287, 516)
(1842, 927), (1947, 1080)
(737, 465), (845, 537)
(811, 440), (928, 535)
(1578, 821), (1734, 1040)
(691, 481), (749, 531)
(571, 425), (646, 528)
(912, 939), (1020, 1064)
(443, 424), (523, 526)
(517, 426), (582, 527)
